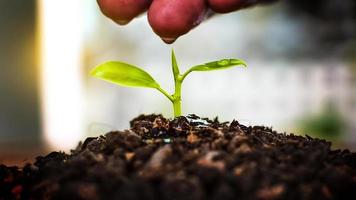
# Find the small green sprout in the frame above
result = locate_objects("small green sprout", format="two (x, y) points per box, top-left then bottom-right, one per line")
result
(90, 50), (246, 117)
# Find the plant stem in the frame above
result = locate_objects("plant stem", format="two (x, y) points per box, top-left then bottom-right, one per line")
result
(173, 99), (181, 117)
(156, 74), (183, 117)
(157, 87), (174, 102)
(172, 76), (183, 117)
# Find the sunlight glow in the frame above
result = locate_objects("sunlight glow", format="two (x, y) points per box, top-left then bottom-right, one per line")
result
(38, 0), (85, 151)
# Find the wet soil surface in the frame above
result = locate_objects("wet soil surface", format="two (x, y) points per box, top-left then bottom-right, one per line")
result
(1, 114), (356, 200)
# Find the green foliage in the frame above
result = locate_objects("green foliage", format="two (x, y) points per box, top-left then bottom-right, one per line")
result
(90, 50), (246, 117)
(299, 104), (346, 141)
(190, 59), (246, 72)
(90, 61), (160, 89)
(182, 59), (246, 80)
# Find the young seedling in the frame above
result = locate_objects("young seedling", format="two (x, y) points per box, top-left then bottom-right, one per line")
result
(90, 50), (246, 117)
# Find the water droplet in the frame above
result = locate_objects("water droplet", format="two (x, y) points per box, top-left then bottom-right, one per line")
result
(114, 19), (130, 25)
(218, 59), (229, 66)
(161, 37), (177, 44)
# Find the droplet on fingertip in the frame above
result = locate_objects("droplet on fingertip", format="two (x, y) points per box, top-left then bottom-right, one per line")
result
(161, 37), (177, 44)
(114, 19), (130, 25)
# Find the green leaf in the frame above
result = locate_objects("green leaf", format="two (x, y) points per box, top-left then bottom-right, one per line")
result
(189, 59), (246, 72)
(171, 50), (180, 79)
(90, 61), (160, 89)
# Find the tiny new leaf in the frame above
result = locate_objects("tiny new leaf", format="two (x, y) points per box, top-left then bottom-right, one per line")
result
(171, 50), (180, 80)
(90, 61), (160, 89)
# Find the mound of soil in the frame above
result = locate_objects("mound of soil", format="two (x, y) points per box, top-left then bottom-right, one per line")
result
(1, 114), (356, 200)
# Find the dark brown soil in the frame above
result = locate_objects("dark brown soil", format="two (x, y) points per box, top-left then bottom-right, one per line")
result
(1, 114), (356, 200)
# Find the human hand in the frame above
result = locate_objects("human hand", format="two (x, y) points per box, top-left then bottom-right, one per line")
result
(97, 0), (278, 44)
